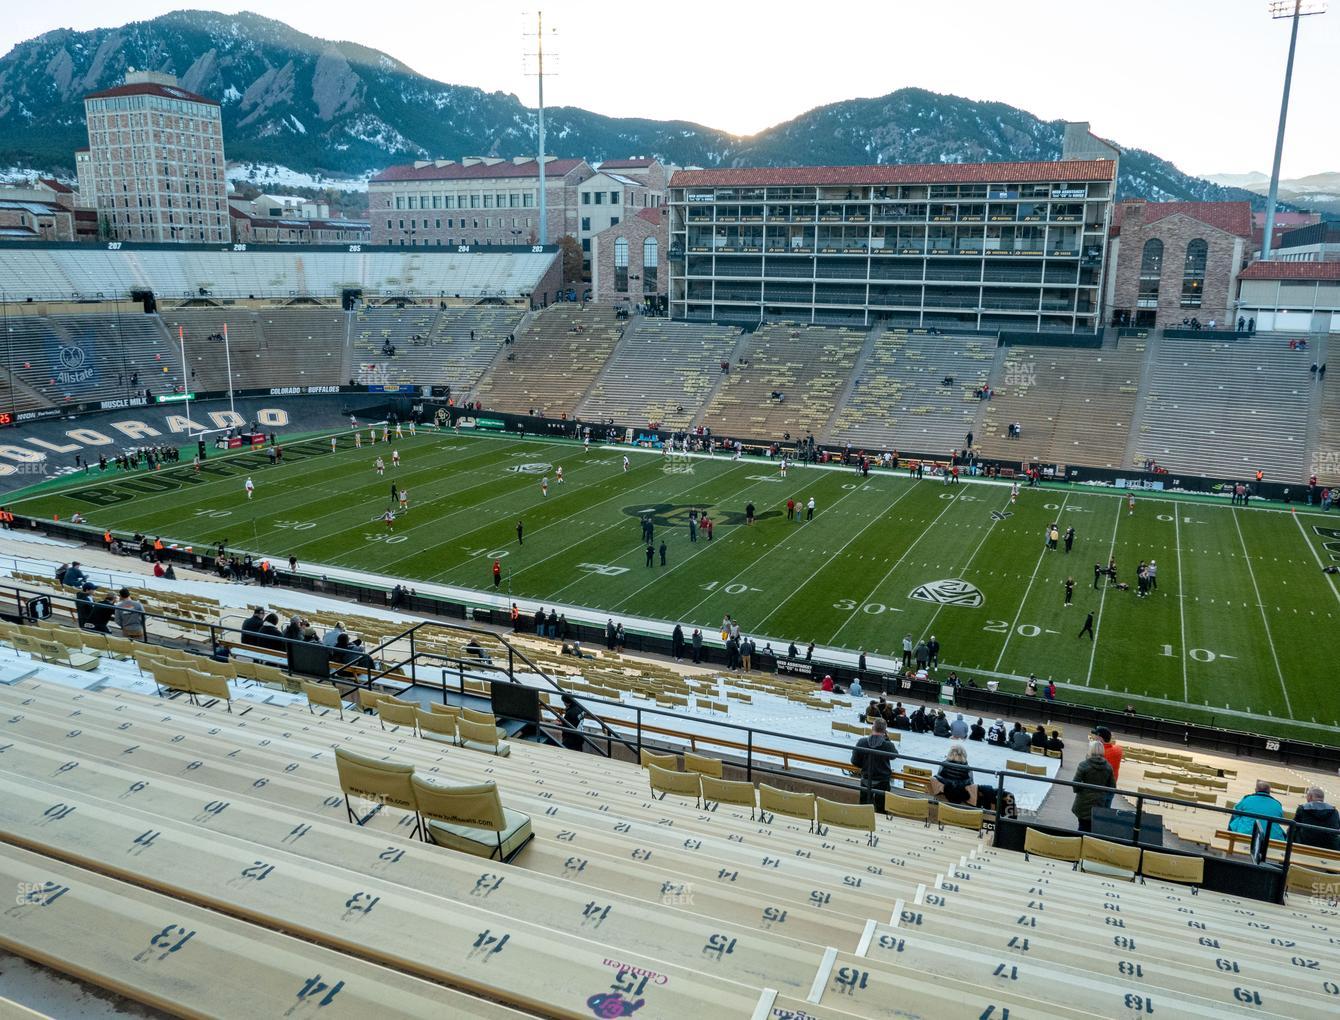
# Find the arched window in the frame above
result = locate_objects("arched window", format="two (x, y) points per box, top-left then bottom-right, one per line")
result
(1181, 239), (1207, 308)
(1137, 238), (1163, 308)
(642, 237), (658, 291)
(613, 237), (629, 292)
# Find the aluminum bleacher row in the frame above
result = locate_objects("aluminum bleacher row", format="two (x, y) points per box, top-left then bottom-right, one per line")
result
(830, 330), (991, 455)
(578, 318), (743, 430)
(0, 592), (1336, 1017)
(700, 321), (866, 440)
(1134, 335), (1313, 480)
(0, 248), (556, 302)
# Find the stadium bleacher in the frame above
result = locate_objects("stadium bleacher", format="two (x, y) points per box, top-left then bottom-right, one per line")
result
(977, 345), (1145, 469)
(0, 248), (557, 302)
(0, 655), (1336, 1016)
(578, 318), (743, 429)
(1134, 334), (1313, 479)
(829, 330), (992, 454)
(700, 321), (866, 439)
(472, 305), (623, 415)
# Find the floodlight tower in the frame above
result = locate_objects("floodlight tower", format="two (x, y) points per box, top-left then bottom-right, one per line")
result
(523, 11), (559, 245)
(1261, 0), (1326, 261)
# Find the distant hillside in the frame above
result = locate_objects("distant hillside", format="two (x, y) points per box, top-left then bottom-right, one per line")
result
(0, 8), (1291, 210)
(1205, 171), (1340, 218)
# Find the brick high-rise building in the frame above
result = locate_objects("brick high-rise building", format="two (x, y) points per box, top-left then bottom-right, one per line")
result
(83, 70), (228, 243)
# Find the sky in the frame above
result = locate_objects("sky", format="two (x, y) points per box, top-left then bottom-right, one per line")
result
(2, 0), (1337, 178)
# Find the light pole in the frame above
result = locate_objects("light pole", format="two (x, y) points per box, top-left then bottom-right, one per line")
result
(1261, 0), (1326, 261)
(222, 322), (236, 419)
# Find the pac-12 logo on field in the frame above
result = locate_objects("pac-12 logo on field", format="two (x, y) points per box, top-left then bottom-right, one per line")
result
(909, 579), (984, 608)
(507, 462), (552, 475)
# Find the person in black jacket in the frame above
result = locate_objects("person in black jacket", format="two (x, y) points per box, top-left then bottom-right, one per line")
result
(1294, 788), (1340, 851)
(561, 694), (587, 753)
(968, 718), (986, 741)
(75, 583), (96, 629)
(1029, 724), (1048, 750)
(851, 719), (896, 812)
(257, 613), (285, 651)
(671, 624), (685, 661)
(932, 743), (978, 805)
(240, 607), (266, 641)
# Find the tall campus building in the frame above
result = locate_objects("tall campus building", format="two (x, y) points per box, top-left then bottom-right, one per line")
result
(668, 135), (1118, 332)
(83, 71), (228, 244)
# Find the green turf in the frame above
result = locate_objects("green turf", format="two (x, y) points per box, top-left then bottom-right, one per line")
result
(13, 428), (1340, 742)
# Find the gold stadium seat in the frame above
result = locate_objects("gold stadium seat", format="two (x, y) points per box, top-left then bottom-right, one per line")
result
(456, 717), (510, 756)
(1140, 850), (1204, 889)
(428, 702), (463, 718)
(1286, 864), (1340, 904)
(816, 797), (876, 844)
(885, 792), (931, 826)
(415, 707), (458, 745)
(1024, 828), (1081, 865)
(186, 670), (233, 713)
(647, 763), (701, 805)
(700, 776), (756, 817)
(356, 688), (388, 713)
(414, 776), (533, 863)
(758, 784), (816, 831)
(334, 748), (421, 838)
(639, 749), (678, 771)
(682, 751), (723, 778)
(377, 696), (419, 731)
(937, 804), (984, 834)
(1080, 834), (1141, 880)
(301, 680), (345, 719)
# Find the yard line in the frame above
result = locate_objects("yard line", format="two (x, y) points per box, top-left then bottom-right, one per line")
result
(916, 492), (1017, 643)
(827, 486), (966, 643)
(555, 470), (810, 609)
(993, 493), (1070, 672)
(1232, 507), (1294, 718)
(750, 480), (921, 633)
(499, 461), (752, 587)
(1084, 498), (1124, 684)
(670, 478), (876, 623)
(1292, 510), (1340, 608)
(1173, 510), (1189, 703)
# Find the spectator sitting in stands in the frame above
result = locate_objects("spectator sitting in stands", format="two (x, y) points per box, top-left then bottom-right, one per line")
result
(968, 718), (986, 741)
(949, 713), (969, 740)
(87, 592), (116, 633)
(931, 743), (977, 805)
(1293, 787), (1340, 851)
(333, 632), (373, 672)
(1228, 781), (1287, 842)
(987, 719), (1006, 746)
(61, 561), (89, 588)
(258, 613), (285, 650)
(241, 607), (266, 641)
(1046, 730), (1065, 754)
(1008, 722), (1033, 753)
(1070, 740), (1116, 833)
(932, 710), (951, 737)
(1030, 724), (1048, 750)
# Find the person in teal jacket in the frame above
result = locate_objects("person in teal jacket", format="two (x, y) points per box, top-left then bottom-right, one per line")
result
(1227, 780), (1286, 842)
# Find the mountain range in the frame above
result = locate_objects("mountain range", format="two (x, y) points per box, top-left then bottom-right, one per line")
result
(0, 9), (1313, 211)
(1204, 172), (1340, 218)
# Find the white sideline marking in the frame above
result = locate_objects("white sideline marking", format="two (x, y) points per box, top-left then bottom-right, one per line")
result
(807, 946), (839, 1003)
(855, 918), (877, 957)
(750, 989), (778, 1020)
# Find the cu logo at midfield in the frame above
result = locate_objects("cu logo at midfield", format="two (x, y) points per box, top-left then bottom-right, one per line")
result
(58, 346), (87, 370)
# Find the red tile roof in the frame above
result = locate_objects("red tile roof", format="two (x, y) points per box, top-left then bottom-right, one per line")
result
(37, 178), (73, 194)
(84, 81), (219, 106)
(371, 158), (586, 183)
(1238, 261), (1340, 281)
(1114, 199), (1253, 237)
(636, 207), (665, 225)
(600, 158), (656, 169)
(669, 160), (1116, 189)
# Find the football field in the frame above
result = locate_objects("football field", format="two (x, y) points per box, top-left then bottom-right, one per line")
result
(15, 428), (1340, 742)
